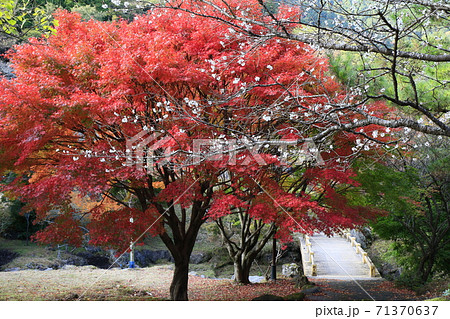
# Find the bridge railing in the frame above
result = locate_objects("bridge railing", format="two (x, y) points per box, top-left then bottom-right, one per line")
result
(304, 235), (317, 276)
(343, 231), (380, 277)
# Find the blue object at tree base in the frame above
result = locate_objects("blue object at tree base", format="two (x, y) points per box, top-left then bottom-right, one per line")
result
(129, 261), (135, 268)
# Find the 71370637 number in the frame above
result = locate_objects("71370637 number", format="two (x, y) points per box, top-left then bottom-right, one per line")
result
(376, 306), (438, 316)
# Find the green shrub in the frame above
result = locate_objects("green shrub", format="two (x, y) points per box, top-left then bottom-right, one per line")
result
(0, 197), (13, 236)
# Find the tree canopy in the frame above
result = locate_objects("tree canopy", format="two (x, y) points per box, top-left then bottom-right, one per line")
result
(152, 0), (450, 137)
(0, 4), (394, 299)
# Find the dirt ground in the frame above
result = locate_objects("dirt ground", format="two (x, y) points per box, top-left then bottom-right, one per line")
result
(0, 264), (435, 301)
(0, 265), (303, 301)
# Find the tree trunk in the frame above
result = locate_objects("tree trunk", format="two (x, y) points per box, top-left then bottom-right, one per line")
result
(233, 252), (257, 284)
(170, 259), (189, 301)
(419, 250), (437, 283)
(233, 260), (251, 284)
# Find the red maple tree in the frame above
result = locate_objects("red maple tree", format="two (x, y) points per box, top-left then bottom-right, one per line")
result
(0, 2), (391, 299)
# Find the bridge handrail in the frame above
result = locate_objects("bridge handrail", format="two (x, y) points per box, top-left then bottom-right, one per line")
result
(343, 231), (380, 277)
(301, 234), (317, 276)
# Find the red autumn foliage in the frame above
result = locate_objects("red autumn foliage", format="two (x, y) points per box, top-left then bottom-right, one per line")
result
(32, 211), (83, 247)
(0, 1), (392, 299)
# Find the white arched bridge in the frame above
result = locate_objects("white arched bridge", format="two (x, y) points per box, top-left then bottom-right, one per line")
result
(299, 232), (381, 279)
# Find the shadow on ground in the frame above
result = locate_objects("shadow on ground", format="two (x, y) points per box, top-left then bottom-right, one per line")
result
(306, 278), (420, 301)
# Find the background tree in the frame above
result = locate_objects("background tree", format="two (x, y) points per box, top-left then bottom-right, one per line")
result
(0, 0), (57, 39)
(354, 136), (449, 285)
(0, 197), (38, 241)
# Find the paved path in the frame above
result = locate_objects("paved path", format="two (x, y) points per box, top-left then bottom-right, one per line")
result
(300, 233), (377, 280)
